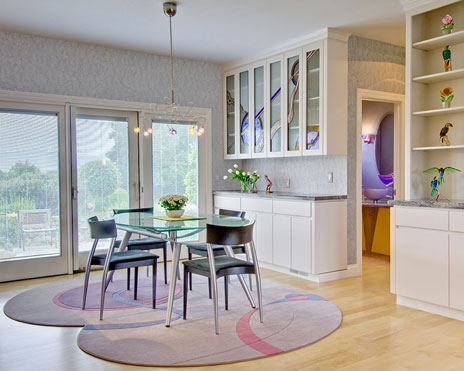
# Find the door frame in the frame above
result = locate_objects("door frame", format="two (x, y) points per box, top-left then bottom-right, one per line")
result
(356, 89), (405, 275)
(0, 100), (71, 282)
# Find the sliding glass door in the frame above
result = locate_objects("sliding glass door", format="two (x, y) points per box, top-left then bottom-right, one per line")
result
(70, 107), (138, 269)
(0, 103), (69, 282)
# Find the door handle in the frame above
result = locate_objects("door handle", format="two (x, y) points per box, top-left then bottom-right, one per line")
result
(72, 186), (78, 200)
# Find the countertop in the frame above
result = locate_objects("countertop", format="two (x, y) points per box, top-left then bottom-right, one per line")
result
(363, 200), (392, 208)
(213, 190), (347, 201)
(389, 199), (464, 209)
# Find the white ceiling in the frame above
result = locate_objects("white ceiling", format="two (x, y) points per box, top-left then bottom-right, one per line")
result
(0, 0), (406, 65)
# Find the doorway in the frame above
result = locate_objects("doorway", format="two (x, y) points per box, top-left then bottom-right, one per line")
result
(356, 89), (404, 279)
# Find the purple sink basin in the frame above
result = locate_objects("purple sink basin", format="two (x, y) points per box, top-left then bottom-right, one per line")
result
(363, 188), (390, 201)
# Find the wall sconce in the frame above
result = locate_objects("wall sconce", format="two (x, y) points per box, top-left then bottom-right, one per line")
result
(361, 134), (376, 144)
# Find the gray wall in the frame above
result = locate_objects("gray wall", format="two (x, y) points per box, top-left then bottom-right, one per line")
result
(0, 30), (233, 191)
(347, 36), (405, 264)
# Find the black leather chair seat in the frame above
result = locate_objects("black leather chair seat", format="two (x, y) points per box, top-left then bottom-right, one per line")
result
(183, 256), (253, 272)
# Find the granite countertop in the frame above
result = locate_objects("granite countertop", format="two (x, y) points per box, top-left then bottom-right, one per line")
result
(389, 199), (464, 209)
(213, 190), (347, 201)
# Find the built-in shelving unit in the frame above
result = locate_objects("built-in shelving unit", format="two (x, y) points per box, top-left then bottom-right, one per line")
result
(407, 0), (464, 201)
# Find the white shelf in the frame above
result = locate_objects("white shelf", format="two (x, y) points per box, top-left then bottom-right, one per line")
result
(412, 106), (464, 117)
(413, 30), (464, 51)
(413, 144), (464, 151)
(413, 68), (464, 84)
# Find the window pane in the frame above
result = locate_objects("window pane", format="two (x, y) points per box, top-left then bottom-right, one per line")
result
(75, 115), (130, 252)
(152, 122), (198, 215)
(0, 110), (60, 261)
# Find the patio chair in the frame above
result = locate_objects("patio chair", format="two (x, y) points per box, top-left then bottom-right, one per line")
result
(18, 209), (57, 251)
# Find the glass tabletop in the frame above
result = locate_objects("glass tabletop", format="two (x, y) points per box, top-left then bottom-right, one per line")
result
(114, 212), (252, 232)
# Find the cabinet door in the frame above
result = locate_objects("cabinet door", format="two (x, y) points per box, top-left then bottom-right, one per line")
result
(224, 73), (237, 158)
(291, 216), (311, 273)
(251, 61), (266, 158)
(450, 233), (464, 311)
(284, 49), (303, 156)
(272, 214), (291, 268)
(396, 227), (448, 306)
(256, 212), (273, 263)
(238, 69), (251, 158)
(267, 55), (284, 157)
(302, 41), (323, 156)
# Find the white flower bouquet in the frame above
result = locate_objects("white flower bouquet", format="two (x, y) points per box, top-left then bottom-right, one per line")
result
(223, 164), (260, 192)
(159, 194), (188, 210)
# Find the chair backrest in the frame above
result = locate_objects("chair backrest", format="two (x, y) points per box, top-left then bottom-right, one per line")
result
(88, 216), (117, 239)
(219, 209), (246, 218)
(113, 207), (154, 215)
(206, 221), (254, 246)
(18, 209), (52, 230)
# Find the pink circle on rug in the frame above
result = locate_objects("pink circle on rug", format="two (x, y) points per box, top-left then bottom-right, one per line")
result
(53, 279), (181, 311)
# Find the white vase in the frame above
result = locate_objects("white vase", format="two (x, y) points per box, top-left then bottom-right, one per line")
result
(442, 28), (452, 35)
(166, 209), (184, 218)
(442, 101), (451, 108)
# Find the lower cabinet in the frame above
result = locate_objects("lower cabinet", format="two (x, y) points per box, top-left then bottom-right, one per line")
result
(396, 227), (449, 306)
(214, 194), (347, 279)
(450, 233), (464, 311)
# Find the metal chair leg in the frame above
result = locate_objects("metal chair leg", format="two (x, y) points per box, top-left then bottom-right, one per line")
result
(224, 276), (229, 310)
(208, 278), (212, 299)
(249, 241), (263, 323)
(245, 248), (253, 291)
(188, 251), (193, 291)
(163, 246), (168, 284)
(153, 261), (157, 309)
(183, 268), (188, 319)
(82, 240), (98, 310)
(100, 238), (116, 320)
(134, 267), (138, 300)
(127, 268), (131, 290)
(206, 243), (219, 335)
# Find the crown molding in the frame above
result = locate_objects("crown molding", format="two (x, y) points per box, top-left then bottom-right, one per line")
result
(222, 28), (350, 72)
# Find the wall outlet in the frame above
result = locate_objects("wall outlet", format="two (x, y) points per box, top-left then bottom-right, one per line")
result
(328, 172), (334, 183)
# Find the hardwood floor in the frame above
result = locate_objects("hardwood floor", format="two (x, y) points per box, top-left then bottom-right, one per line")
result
(1, 257), (464, 370)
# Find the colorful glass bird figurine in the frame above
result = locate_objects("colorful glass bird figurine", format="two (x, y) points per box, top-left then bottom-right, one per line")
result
(440, 122), (453, 145)
(430, 176), (440, 200)
(443, 45), (452, 72)
(169, 127), (177, 135)
(424, 166), (461, 184)
(264, 174), (273, 194)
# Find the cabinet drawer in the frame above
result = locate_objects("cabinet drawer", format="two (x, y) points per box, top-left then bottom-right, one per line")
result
(241, 197), (272, 213)
(395, 207), (448, 230)
(450, 211), (464, 232)
(273, 200), (311, 217)
(213, 196), (241, 210)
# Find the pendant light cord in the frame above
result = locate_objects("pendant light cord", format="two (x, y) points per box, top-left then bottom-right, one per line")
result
(169, 14), (174, 105)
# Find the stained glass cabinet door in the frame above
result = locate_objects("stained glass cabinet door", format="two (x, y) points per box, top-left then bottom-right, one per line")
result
(251, 61), (266, 158)
(266, 54), (284, 157)
(284, 49), (303, 156)
(238, 69), (252, 158)
(224, 73), (238, 159)
(302, 41), (323, 156)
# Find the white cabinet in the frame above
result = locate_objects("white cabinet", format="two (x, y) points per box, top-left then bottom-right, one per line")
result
(291, 216), (311, 273)
(213, 193), (347, 281)
(450, 233), (464, 311)
(396, 227), (449, 306)
(223, 30), (347, 159)
(272, 214), (292, 268)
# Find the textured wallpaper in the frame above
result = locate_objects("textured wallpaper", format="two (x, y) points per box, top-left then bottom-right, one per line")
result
(0, 29), (234, 191)
(347, 36), (405, 264)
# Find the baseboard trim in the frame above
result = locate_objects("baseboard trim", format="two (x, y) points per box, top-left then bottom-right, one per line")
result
(258, 262), (361, 282)
(397, 295), (464, 321)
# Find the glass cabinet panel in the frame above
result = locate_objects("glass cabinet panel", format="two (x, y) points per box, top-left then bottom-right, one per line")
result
(226, 74), (235, 155)
(239, 71), (249, 155)
(254, 66), (265, 154)
(287, 54), (300, 152)
(305, 49), (320, 151)
(269, 61), (282, 153)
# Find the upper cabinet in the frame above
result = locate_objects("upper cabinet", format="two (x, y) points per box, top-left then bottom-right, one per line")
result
(223, 30), (347, 159)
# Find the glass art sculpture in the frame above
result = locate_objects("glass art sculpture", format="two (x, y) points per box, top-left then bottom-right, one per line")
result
(439, 122), (453, 145)
(443, 45), (452, 72)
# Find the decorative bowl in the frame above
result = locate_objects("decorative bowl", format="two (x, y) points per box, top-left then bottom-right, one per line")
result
(166, 209), (184, 218)
(363, 188), (390, 201)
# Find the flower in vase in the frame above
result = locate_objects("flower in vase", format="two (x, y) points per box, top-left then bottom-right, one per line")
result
(223, 175), (228, 180)
(440, 87), (454, 102)
(441, 14), (454, 31)
(159, 194), (188, 210)
(228, 169), (233, 173)
(233, 164), (239, 168)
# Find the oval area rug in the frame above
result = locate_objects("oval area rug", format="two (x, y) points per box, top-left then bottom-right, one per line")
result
(77, 281), (342, 367)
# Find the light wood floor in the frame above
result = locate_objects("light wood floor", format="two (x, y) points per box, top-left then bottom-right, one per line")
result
(2, 257), (464, 371)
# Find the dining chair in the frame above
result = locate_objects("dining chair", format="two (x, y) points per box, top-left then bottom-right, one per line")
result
(185, 209), (252, 296)
(182, 221), (263, 334)
(113, 208), (168, 285)
(82, 216), (159, 320)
